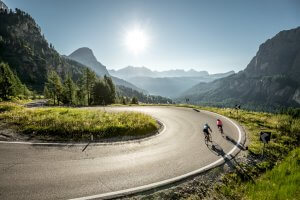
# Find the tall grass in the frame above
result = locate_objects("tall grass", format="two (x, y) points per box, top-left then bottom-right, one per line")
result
(244, 147), (300, 200)
(0, 102), (23, 113)
(176, 104), (300, 156)
(0, 103), (159, 141)
(174, 104), (300, 200)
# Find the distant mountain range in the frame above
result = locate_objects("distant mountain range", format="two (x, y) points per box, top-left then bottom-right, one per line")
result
(109, 66), (234, 97)
(1, 7), (299, 110)
(109, 66), (210, 78)
(0, 8), (152, 99)
(178, 27), (300, 110)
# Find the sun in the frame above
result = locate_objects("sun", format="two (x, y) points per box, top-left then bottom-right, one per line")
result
(125, 28), (148, 55)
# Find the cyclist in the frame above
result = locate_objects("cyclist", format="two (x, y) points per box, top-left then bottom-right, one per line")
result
(203, 123), (212, 142)
(217, 119), (223, 133)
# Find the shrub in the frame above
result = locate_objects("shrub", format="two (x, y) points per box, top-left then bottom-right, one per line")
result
(0, 105), (159, 141)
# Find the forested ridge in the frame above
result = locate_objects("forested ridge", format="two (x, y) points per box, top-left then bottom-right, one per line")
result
(0, 8), (172, 105)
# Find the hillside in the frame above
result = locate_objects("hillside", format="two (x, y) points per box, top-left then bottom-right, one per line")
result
(0, 8), (149, 99)
(68, 48), (147, 94)
(179, 27), (300, 110)
(117, 85), (172, 104)
(127, 76), (211, 98)
(109, 66), (210, 78)
(68, 47), (109, 76)
(0, 9), (88, 92)
(110, 66), (234, 97)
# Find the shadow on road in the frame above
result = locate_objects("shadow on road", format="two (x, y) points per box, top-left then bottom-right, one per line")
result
(205, 141), (226, 157)
(26, 100), (47, 108)
(222, 132), (247, 151)
(82, 142), (91, 152)
(205, 140), (254, 183)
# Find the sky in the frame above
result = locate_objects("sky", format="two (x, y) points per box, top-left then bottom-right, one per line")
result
(4, 0), (300, 73)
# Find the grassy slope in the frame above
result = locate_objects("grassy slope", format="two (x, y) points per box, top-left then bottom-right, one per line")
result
(177, 104), (300, 200)
(244, 147), (300, 200)
(142, 104), (299, 200)
(0, 102), (158, 141)
(1, 102), (299, 198)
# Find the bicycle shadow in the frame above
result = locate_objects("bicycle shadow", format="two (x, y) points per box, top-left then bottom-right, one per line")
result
(222, 132), (247, 151)
(205, 141), (254, 183)
(205, 141), (226, 157)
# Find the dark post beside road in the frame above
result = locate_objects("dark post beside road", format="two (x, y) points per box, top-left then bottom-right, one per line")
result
(260, 131), (271, 157)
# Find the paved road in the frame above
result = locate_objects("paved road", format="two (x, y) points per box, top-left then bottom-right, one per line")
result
(0, 106), (246, 200)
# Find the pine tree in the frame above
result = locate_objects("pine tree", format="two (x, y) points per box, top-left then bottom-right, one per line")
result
(62, 74), (76, 105)
(44, 70), (63, 105)
(92, 79), (107, 105)
(122, 96), (127, 105)
(0, 62), (17, 99)
(44, 85), (50, 99)
(131, 97), (138, 104)
(0, 62), (28, 99)
(104, 75), (116, 104)
(76, 76), (87, 106)
(84, 68), (96, 105)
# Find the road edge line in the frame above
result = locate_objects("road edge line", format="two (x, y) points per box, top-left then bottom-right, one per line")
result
(69, 110), (244, 200)
(0, 121), (166, 146)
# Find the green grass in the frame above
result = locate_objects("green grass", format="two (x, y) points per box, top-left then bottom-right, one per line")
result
(145, 104), (300, 199)
(1, 102), (299, 198)
(174, 104), (299, 157)
(0, 102), (23, 113)
(173, 104), (300, 200)
(0, 102), (159, 141)
(142, 103), (300, 160)
(244, 147), (300, 200)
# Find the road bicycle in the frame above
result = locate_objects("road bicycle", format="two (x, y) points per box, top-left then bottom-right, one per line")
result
(218, 125), (223, 134)
(204, 131), (212, 143)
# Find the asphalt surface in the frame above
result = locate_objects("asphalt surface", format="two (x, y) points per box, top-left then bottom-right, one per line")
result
(0, 106), (245, 200)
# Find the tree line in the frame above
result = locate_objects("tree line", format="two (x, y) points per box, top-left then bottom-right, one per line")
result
(0, 62), (31, 100)
(44, 68), (116, 106)
(1, 59), (172, 106)
(117, 85), (173, 104)
(0, 61), (155, 106)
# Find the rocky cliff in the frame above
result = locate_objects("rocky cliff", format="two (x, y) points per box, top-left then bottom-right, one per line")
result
(68, 47), (109, 76)
(0, 8), (87, 91)
(179, 27), (300, 110)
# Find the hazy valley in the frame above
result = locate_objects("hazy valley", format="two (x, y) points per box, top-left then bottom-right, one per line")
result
(0, 1), (300, 200)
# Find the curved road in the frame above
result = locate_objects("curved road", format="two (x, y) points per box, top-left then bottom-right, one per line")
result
(0, 106), (246, 200)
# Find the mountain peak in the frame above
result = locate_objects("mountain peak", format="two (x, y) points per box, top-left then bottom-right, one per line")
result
(68, 47), (109, 76)
(179, 27), (300, 109)
(69, 47), (95, 59)
(244, 26), (300, 79)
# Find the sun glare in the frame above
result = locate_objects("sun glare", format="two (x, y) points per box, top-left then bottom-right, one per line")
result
(125, 28), (148, 55)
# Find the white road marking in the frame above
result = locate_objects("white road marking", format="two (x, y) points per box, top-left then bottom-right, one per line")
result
(0, 107), (244, 200)
(70, 110), (244, 200)
(0, 121), (166, 146)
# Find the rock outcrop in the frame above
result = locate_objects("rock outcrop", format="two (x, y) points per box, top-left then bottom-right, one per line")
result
(179, 27), (300, 110)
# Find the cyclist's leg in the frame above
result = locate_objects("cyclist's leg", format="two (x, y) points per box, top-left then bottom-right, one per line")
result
(221, 125), (223, 134)
(203, 130), (209, 141)
(218, 125), (223, 134)
(208, 131), (212, 142)
(204, 130), (211, 142)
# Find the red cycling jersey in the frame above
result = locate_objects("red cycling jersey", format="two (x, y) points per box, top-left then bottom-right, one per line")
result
(217, 120), (223, 126)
